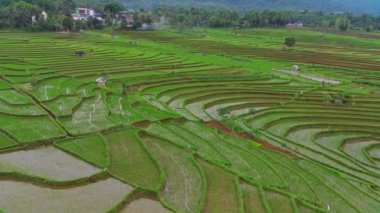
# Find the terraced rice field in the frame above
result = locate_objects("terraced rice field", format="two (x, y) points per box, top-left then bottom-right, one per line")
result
(0, 28), (379, 212)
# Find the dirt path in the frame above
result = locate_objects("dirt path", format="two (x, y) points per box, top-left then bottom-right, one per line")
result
(272, 69), (341, 85)
(203, 121), (296, 157)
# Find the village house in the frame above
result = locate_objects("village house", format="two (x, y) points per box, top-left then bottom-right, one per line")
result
(41, 11), (48, 21)
(96, 77), (107, 86)
(71, 7), (102, 21)
(286, 22), (304, 28)
(32, 11), (48, 23)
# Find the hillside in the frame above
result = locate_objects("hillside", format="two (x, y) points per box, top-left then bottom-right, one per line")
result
(0, 27), (380, 212)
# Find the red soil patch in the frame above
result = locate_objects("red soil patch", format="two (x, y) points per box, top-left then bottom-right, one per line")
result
(204, 121), (296, 157)
(124, 85), (140, 95)
(160, 117), (187, 124)
(133, 120), (152, 128)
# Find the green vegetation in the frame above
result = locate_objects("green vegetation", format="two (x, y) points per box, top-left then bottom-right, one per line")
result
(55, 134), (108, 168)
(122, 0), (380, 15)
(0, 26), (379, 212)
(284, 37), (296, 48)
(0, 132), (16, 149)
(1, 1), (380, 32)
(240, 183), (266, 213)
(105, 128), (161, 190)
(141, 132), (204, 213)
(197, 160), (240, 213)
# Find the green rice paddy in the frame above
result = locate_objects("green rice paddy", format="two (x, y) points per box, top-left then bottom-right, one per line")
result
(0, 28), (379, 212)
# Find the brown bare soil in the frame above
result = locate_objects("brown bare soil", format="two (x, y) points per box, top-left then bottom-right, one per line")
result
(160, 117), (187, 124)
(124, 85), (140, 95)
(133, 120), (152, 128)
(204, 121), (296, 157)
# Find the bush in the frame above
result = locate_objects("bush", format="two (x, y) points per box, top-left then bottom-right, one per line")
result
(284, 37), (296, 48)
(62, 16), (73, 31)
(217, 108), (230, 117)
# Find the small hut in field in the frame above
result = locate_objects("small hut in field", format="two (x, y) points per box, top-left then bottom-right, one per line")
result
(292, 65), (300, 71)
(96, 77), (107, 86)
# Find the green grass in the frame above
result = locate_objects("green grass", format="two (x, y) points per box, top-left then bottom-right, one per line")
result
(197, 159), (240, 213)
(0, 132), (16, 149)
(0, 28), (379, 212)
(141, 132), (204, 213)
(55, 134), (108, 168)
(264, 190), (294, 213)
(240, 182), (266, 213)
(0, 100), (46, 116)
(104, 128), (161, 190)
(0, 114), (66, 143)
(0, 90), (34, 105)
(43, 96), (82, 117)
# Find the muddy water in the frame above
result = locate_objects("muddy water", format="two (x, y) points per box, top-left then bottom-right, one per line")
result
(122, 198), (172, 213)
(0, 146), (101, 181)
(0, 178), (133, 213)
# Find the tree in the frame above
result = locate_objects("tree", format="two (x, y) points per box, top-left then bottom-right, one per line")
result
(284, 37), (296, 48)
(62, 16), (73, 31)
(335, 16), (350, 31)
(0, 0), (14, 7)
(87, 16), (103, 29)
(104, 2), (124, 17)
(0, 7), (10, 29)
(74, 20), (86, 31)
(132, 13), (142, 30)
(321, 20), (330, 30)
(11, 1), (41, 28)
(55, 0), (75, 16)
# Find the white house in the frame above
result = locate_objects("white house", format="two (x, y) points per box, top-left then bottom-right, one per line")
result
(41, 11), (48, 21)
(71, 7), (96, 21)
(96, 77), (107, 86)
(32, 11), (48, 23)
(286, 22), (304, 28)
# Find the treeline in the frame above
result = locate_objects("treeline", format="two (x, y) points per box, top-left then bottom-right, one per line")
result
(0, 0), (127, 31)
(0, 0), (76, 31)
(1, 0), (380, 32)
(156, 7), (380, 32)
(120, 0), (380, 16)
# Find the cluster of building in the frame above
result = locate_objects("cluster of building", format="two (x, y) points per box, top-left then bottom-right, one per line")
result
(70, 7), (134, 27)
(71, 7), (102, 21)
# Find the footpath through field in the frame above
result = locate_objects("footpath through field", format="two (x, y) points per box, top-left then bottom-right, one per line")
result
(272, 68), (341, 84)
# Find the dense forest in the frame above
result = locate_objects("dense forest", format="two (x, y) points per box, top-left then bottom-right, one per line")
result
(154, 7), (380, 32)
(122, 0), (380, 15)
(0, 0), (380, 32)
